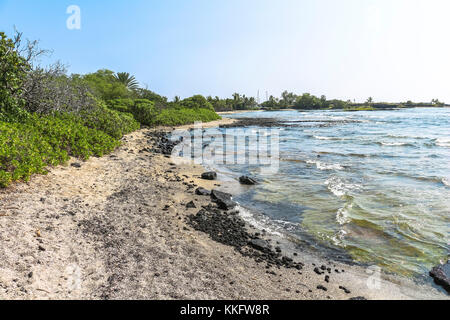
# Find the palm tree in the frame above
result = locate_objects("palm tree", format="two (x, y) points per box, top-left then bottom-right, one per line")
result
(114, 72), (139, 90)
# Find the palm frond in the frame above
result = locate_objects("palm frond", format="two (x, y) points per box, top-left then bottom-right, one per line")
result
(114, 72), (139, 90)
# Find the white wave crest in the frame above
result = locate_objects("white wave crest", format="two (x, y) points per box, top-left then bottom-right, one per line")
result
(307, 160), (344, 171)
(443, 178), (450, 187)
(436, 138), (450, 147)
(336, 207), (351, 225)
(314, 135), (336, 141)
(325, 176), (361, 197)
(379, 141), (410, 146)
(236, 205), (283, 237)
(331, 229), (348, 246)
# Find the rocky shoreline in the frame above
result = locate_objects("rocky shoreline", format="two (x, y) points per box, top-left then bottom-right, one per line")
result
(218, 117), (363, 129)
(0, 124), (447, 300)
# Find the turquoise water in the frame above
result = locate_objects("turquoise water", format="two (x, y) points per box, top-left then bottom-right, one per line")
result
(206, 108), (450, 276)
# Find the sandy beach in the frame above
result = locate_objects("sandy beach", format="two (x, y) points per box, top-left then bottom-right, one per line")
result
(0, 119), (447, 300)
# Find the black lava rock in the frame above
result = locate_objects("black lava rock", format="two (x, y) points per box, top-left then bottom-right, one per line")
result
(339, 286), (351, 294)
(211, 190), (236, 210)
(186, 205), (304, 273)
(186, 201), (196, 209)
(430, 261), (450, 293)
(239, 176), (257, 185)
(201, 172), (217, 180)
(349, 296), (367, 300)
(249, 239), (271, 252)
(148, 131), (183, 155)
(216, 198), (237, 210)
(195, 187), (211, 196)
(71, 163), (82, 168)
(211, 190), (232, 201)
(314, 267), (323, 275)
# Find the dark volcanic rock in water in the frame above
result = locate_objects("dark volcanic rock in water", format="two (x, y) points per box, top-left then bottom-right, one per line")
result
(239, 176), (257, 185)
(201, 172), (217, 180)
(195, 187), (211, 196)
(219, 117), (363, 129)
(430, 261), (450, 293)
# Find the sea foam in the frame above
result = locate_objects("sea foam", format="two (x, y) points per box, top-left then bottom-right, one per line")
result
(325, 176), (361, 197)
(436, 138), (450, 147)
(307, 160), (344, 171)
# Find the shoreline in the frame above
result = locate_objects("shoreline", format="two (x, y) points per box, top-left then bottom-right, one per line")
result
(0, 118), (447, 300)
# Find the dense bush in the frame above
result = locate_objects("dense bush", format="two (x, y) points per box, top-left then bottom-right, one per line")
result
(135, 88), (168, 105)
(154, 107), (220, 126)
(107, 98), (158, 126)
(79, 102), (140, 139)
(107, 98), (135, 113)
(82, 69), (132, 101)
(179, 95), (215, 111)
(107, 97), (221, 127)
(22, 63), (98, 114)
(0, 115), (119, 187)
(129, 99), (159, 126)
(0, 32), (30, 121)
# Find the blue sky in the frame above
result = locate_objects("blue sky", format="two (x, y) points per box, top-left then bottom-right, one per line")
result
(1, 0), (450, 102)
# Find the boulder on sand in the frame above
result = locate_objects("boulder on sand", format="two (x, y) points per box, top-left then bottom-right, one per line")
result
(201, 172), (217, 180)
(211, 190), (236, 210)
(430, 261), (450, 293)
(186, 201), (197, 209)
(248, 239), (271, 252)
(195, 187), (211, 196)
(211, 190), (232, 201)
(239, 176), (257, 185)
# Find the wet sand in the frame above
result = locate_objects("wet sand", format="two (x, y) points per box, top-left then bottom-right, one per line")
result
(0, 120), (447, 300)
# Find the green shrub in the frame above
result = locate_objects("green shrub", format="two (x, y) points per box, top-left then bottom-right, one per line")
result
(0, 115), (119, 187)
(82, 69), (132, 101)
(78, 103), (140, 139)
(107, 98), (135, 113)
(0, 32), (30, 121)
(154, 107), (221, 126)
(107, 98), (158, 126)
(179, 95), (215, 111)
(128, 99), (159, 126)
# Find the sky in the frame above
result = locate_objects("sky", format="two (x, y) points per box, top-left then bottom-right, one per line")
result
(1, 0), (450, 102)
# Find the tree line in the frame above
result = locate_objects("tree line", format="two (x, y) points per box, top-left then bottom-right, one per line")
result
(208, 91), (446, 112)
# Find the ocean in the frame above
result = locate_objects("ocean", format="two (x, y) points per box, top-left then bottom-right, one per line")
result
(187, 108), (450, 278)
